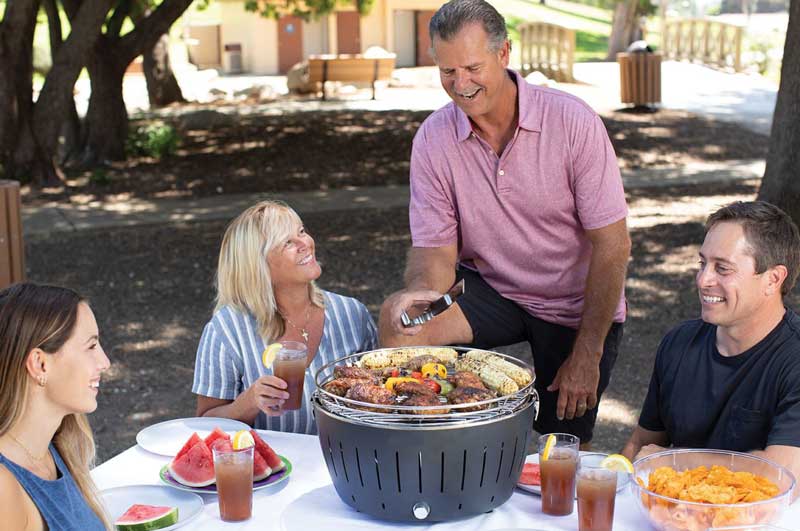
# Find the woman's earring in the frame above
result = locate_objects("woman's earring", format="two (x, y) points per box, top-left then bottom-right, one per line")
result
(38, 375), (47, 387)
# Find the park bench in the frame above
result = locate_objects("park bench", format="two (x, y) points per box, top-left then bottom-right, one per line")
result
(307, 54), (396, 101)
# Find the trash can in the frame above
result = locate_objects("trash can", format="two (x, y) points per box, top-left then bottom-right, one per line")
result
(223, 43), (242, 74)
(0, 180), (25, 290)
(617, 41), (661, 108)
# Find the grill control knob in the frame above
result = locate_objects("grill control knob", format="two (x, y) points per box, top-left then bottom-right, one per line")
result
(412, 502), (430, 520)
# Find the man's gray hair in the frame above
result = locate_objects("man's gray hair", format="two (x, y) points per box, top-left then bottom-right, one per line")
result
(429, 0), (508, 54)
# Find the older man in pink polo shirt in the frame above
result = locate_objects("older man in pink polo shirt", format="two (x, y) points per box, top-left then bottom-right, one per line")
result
(379, 0), (631, 446)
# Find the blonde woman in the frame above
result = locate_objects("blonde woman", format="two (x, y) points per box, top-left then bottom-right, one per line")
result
(0, 283), (111, 530)
(193, 200), (378, 434)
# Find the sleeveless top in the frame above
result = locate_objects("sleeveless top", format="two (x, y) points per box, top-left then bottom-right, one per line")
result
(0, 445), (105, 531)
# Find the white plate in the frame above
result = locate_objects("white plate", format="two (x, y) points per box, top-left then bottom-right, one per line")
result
(516, 452), (630, 496)
(136, 417), (250, 456)
(101, 484), (203, 530)
(159, 455), (293, 494)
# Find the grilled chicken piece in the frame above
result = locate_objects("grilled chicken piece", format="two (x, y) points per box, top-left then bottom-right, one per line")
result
(345, 383), (395, 407)
(402, 354), (443, 372)
(449, 370), (487, 390)
(402, 393), (449, 415)
(394, 380), (437, 397)
(447, 386), (496, 412)
(333, 365), (378, 382)
(324, 378), (374, 397)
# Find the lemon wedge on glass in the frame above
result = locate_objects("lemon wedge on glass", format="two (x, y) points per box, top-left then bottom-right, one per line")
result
(541, 433), (557, 461)
(232, 430), (255, 450)
(262, 342), (282, 368)
(600, 454), (634, 474)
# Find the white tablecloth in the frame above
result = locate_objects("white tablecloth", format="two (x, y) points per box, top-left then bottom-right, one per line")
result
(92, 431), (800, 530)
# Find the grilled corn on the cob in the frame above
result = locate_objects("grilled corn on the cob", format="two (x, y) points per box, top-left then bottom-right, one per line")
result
(359, 347), (459, 369)
(464, 350), (532, 387)
(454, 357), (519, 395)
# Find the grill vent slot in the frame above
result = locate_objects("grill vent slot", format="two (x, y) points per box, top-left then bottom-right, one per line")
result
(495, 442), (505, 483)
(339, 441), (349, 483)
(328, 436), (337, 477)
(460, 449), (467, 491)
(395, 451), (402, 493)
(355, 447), (364, 487)
(374, 449), (382, 491)
(418, 451), (423, 493)
(440, 452), (445, 493)
(508, 436), (519, 478)
(479, 446), (488, 487)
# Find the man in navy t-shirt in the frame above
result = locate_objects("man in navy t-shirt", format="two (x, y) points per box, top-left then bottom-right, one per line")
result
(622, 201), (800, 482)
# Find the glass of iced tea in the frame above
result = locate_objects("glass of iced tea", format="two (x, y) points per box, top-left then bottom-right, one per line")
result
(538, 432), (579, 516)
(577, 460), (617, 531)
(273, 341), (308, 410)
(213, 444), (254, 522)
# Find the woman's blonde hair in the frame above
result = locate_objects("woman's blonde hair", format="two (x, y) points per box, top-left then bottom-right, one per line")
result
(0, 283), (111, 529)
(215, 200), (324, 341)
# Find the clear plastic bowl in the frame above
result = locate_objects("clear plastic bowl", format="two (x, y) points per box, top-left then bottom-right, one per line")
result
(630, 449), (795, 531)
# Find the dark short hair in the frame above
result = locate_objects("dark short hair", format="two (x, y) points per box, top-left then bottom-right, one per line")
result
(706, 201), (800, 295)
(429, 0), (508, 54)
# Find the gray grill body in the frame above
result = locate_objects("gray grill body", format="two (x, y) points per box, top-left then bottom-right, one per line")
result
(313, 395), (536, 522)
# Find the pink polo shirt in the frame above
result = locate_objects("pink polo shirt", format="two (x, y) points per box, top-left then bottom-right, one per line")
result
(409, 70), (627, 329)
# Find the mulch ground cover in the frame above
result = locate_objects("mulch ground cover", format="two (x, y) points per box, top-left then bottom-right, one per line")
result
(26, 178), (799, 462)
(22, 107), (769, 205)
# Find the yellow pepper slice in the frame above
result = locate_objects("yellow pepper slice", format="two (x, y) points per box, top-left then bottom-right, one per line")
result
(421, 362), (447, 380)
(384, 377), (419, 392)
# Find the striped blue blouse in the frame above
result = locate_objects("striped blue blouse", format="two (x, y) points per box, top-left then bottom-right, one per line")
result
(192, 290), (378, 434)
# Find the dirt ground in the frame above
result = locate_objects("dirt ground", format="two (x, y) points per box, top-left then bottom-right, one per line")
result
(22, 107), (769, 205)
(20, 107), (793, 464)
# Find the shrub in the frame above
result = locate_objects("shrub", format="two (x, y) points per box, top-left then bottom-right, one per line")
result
(126, 121), (179, 159)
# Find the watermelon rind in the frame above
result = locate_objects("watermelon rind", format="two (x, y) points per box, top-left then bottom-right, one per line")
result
(253, 450), (272, 481)
(115, 504), (178, 531)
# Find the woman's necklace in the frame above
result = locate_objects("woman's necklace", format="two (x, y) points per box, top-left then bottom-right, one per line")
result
(280, 303), (312, 343)
(7, 432), (49, 462)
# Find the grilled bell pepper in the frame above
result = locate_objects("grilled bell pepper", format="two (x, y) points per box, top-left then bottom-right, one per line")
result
(420, 362), (447, 380)
(420, 378), (441, 394)
(385, 377), (419, 392)
(435, 378), (454, 395)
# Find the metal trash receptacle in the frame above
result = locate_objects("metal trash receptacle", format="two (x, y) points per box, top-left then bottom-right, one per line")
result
(223, 43), (242, 74)
(617, 49), (661, 107)
(0, 180), (25, 290)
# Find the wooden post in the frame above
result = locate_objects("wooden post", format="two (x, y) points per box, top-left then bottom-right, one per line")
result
(0, 180), (25, 290)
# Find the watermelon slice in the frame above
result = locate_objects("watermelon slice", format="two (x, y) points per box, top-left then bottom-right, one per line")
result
(203, 427), (231, 450)
(519, 463), (541, 486)
(115, 504), (178, 531)
(253, 449), (271, 481)
(173, 432), (202, 462)
(250, 430), (285, 472)
(168, 437), (215, 487)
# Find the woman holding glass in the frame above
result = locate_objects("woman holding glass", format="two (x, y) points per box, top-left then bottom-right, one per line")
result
(193, 200), (378, 434)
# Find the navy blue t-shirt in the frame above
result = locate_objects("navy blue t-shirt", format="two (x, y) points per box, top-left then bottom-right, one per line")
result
(638, 308), (800, 451)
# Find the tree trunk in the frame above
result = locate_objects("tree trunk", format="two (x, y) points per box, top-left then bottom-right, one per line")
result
(0, 0), (40, 180)
(143, 33), (185, 106)
(80, 0), (193, 163)
(606, 0), (641, 60)
(757, 0), (800, 222)
(83, 41), (130, 163)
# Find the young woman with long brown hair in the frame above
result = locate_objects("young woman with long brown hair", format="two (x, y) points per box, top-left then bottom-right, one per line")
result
(0, 283), (111, 530)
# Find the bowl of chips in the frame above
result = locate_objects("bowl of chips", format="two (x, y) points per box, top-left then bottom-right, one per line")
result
(631, 449), (795, 531)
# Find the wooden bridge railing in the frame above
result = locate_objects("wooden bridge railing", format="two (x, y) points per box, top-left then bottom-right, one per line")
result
(518, 22), (576, 82)
(662, 18), (743, 72)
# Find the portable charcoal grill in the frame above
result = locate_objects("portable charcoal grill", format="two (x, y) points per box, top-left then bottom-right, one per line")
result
(312, 347), (538, 522)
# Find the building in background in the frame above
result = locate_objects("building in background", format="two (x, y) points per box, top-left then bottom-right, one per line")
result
(182, 0), (445, 74)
